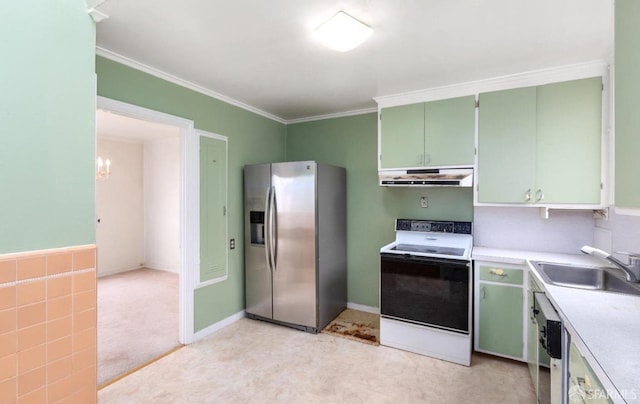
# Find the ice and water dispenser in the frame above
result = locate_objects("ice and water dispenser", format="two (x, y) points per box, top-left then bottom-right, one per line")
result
(250, 211), (265, 245)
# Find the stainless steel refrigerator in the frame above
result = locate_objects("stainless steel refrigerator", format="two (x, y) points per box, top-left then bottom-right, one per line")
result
(244, 161), (347, 333)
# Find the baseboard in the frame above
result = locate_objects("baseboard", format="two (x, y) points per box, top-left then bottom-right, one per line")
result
(192, 305), (376, 342)
(143, 265), (180, 274)
(193, 310), (245, 342)
(97, 266), (144, 278)
(144, 263), (179, 274)
(347, 302), (380, 314)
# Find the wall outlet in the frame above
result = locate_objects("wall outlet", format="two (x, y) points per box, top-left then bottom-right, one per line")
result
(420, 196), (428, 208)
(229, 238), (235, 250)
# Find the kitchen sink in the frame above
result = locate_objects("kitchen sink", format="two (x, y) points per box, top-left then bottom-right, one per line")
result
(530, 261), (640, 296)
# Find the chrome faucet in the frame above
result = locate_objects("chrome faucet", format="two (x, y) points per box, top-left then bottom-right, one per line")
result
(581, 246), (640, 283)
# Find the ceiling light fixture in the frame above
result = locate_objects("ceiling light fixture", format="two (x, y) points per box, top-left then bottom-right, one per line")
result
(314, 11), (372, 52)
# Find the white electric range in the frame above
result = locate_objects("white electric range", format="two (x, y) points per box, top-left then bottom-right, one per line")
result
(379, 219), (473, 366)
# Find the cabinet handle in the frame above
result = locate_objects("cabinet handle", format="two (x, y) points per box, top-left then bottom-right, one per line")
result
(481, 286), (486, 299)
(418, 154), (423, 165)
(536, 189), (544, 202)
(525, 189), (531, 201)
(424, 153), (431, 164)
(489, 268), (507, 277)
(575, 376), (595, 398)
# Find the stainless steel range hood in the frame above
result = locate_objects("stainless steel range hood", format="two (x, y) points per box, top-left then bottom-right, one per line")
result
(379, 167), (473, 187)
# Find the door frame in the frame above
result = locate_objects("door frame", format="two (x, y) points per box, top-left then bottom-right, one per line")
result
(97, 96), (197, 344)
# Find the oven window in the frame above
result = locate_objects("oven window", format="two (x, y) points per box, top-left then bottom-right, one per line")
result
(380, 254), (470, 333)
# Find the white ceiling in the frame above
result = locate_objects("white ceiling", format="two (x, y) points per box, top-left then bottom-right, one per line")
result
(97, 109), (179, 142)
(94, 0), (614, 122)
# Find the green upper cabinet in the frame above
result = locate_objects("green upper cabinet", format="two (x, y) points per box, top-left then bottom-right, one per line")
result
(477, 87), (537, 203)
(380, 103), (425, 168)
(615, 0), (640, 209)
(536, 79), (602, 204)
(477, 77), (602, 205)
(379, 95), (475, 169)
(425, 96), (476, 166)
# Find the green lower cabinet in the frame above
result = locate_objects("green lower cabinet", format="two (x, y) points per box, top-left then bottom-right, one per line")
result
(568, 342), (614, 404)
(478, 283), (524, 358)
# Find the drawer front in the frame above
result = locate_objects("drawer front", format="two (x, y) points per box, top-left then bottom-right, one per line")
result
(479, 266), (523, 285)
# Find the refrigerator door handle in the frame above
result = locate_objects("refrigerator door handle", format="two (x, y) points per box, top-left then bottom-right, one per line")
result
(271, 186), (278, 270)
(264, 186), (273, 272)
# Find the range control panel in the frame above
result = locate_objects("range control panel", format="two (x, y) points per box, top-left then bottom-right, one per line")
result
(395, 219), (472, 235)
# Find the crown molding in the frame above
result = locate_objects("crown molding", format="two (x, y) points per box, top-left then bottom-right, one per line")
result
(286, 107), (378, 125)
(374, 60), (609, 108)
(96, 47), (287, 124)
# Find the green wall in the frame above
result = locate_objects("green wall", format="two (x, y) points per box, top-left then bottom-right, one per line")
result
(96, 57), (286, 331)
(286, 114), (473, 308)
(615, 0), (640, 208)
(97, 58), (473, 322)
(0, 1), (96, 254)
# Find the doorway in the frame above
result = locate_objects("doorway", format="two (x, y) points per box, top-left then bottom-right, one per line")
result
(96, 97), (198, 386)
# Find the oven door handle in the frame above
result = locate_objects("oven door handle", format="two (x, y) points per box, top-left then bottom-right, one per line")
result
(380, 253), (470, 267)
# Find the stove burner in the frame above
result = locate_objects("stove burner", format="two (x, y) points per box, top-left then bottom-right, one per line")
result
(391, 244), (465, 257)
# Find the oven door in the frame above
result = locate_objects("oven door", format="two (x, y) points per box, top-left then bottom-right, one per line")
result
(380, 253), (471, 333)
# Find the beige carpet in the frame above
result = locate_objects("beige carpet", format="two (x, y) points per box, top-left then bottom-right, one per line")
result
(322, 308), (380, 345)
(98, 268), (180, 387)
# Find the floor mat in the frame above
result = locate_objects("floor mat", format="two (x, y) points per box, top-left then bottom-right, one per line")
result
(322, 309), (380, 345)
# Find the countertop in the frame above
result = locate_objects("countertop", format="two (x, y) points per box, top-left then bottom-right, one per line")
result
(473, 247), (640, 404)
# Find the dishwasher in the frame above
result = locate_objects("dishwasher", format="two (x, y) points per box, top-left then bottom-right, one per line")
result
(527, 275), (568, 404)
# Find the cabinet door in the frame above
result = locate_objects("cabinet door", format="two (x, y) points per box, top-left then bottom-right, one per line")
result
(536, 78), (602, 204)
(568, 342), (614, 404)
(527, 288), (539, 394)
(615, 0), (640, 208)
(478, 283), (524, 358)
(380, 103), (424, 169)
(477, 87), (537, 203)
(424, 95), (476, 167)
(200, 136), (228, 282)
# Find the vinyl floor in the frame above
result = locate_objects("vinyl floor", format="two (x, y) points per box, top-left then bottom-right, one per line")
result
(98, 317), (536, 403)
